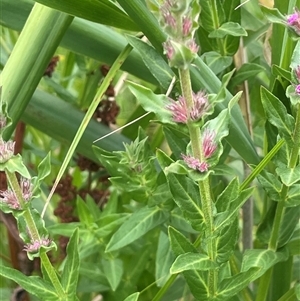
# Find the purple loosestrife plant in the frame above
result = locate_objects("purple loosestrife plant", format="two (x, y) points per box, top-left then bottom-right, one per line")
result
(0, 92), (80, 300)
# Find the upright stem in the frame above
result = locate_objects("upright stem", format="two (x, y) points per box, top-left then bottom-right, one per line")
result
(5, 170), (65, 297)
(179, 67), (217, 297)
(256, 104), (300, 301)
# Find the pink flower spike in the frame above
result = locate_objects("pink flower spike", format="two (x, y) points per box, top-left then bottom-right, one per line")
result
(202, 129), (217, 159)
(166, 96), (188, 123)
(0, 189), (20, 210)
(24, 237), (51, 253)
(296, 84), (300, 95)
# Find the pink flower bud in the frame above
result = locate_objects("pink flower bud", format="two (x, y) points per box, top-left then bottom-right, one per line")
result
(202, 129), (217, 159)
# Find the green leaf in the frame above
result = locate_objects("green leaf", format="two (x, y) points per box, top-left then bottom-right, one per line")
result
(286, 228), (300, 256)
(94, 214), (130, 238)
(286, 185), (300, 207)
(33, 0), (138, 31)
(272, 65), (292, 81)
(76, 196), (95, 226)
(260, 6), (286, 24)
(102, 257), (123, 291)
(290, 40), (300, 70)
(126, 35), (175, 91)
(199, 0), (225, 33)
(278, 206), (300, 247)
(155, 231), (175, 287)
(170, 253), (218, 273)
(261, 87), (295, 143)
(0, 266), (58, 299)
(209, 22), (247, 38)
(106, 206), (169, 252)
(215, 187), (254, 230)
(216, 218), (239, 264)
(257, 171), (282, 201)
(201, 51), (232, 75)
(168, 227), (209, 299)
(202, 108), (231, 167)
(61, 228), (80, 297)
(127, 81), (173, 124)
(167, 174), (204, 231)
(32, 152), (51, 196)
(0, 154), (31, 178)
(168, 226), (198, 256)
(216, 267), (261, 301)
(241, 249), (288, 275)
(123, 292), (140, 301)
(215, 177), (239, 213)
(276, 165), (300, 186)
(230, 63), (266, 87)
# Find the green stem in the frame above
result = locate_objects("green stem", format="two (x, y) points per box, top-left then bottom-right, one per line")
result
(179, 67), (217, 297)
(5, 170), (65, 296)
(5, 170), (40, 239)
(210, 0), (225, 56)
(152, 274), (178, 301)
(255, 268), (272, 301)
(40, 251), (65, 297)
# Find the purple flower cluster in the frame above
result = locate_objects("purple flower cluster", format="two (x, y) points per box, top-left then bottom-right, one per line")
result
(166, 91), (209, 123)
(24, 236), (51, 253)
(287, 9), (300, 35)
(0, 139), (15, 163)
(0, 177), (32, 210)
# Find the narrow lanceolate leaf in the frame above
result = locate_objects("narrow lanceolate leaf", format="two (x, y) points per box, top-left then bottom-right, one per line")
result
(261, 87), (295, 143)
(33, 0), (138, 31)
(106, 206), (169, 252)
(61, 229), (79, 297)
(0, 266), (58, 300)
(170, 253), (218, 274)
(208, 22), (247, 38)
(155, 231), (175, 287)
(126, 35), (175, 91)
(167, 174), (204, 231)
(102, 257), (123, 291)
(127, 81), (173, 124)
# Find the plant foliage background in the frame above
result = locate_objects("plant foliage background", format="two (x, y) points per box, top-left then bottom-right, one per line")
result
(0, 0), (299, 301)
